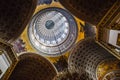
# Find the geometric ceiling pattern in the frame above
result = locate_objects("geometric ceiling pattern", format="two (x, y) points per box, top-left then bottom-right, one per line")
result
(0, 0), (119, 80)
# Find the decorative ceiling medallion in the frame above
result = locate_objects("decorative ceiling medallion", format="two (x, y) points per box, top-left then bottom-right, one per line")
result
(28, 7), (78, 56)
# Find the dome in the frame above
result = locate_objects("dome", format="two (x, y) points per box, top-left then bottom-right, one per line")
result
(59, 0), (117, 25)
(0, 0), (37, 42)
(28, 7), (78, 56)
(8, 53), (57, 80)
(68, 38), (116, 80)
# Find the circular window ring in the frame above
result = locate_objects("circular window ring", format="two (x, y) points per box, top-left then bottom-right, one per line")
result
(28, 7), (78, 57)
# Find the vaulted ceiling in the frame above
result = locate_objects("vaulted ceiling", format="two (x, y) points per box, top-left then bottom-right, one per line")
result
(0, 0), (119, 80)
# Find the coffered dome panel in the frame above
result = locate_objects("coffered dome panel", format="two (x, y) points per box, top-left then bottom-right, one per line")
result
(68, 38), (116, 80)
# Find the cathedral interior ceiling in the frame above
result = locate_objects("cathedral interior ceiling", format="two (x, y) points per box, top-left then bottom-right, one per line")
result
(0, 0), (119, 80)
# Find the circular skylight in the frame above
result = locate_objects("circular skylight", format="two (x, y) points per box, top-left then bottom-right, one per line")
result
(28, 7), (78, 56)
